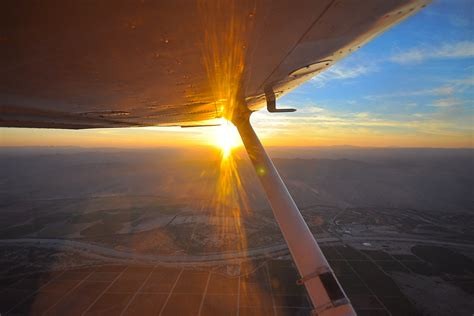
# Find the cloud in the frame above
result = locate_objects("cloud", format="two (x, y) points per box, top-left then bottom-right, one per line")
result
(435, 41), (474, 58)
(311, 63), (376, 87)
(323, 65), (373, 80)
(432, 98), (464, 107)
(390, 41), (474, 64)
(450, 76), (474, 86)
(299, 106), (325, 114)
(355, 112), (370, 119)
(431, 86), (456, 95)
(449, 15), (470, 28)
(365, 85), (454, 100)
(253, 97), (473, 140)
(365, 76), (474, 101)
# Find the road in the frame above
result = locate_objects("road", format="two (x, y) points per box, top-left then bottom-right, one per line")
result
(1, 235), (473, 266)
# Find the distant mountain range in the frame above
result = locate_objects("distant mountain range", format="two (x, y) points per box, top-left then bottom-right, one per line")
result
(1, 147), (472, 212)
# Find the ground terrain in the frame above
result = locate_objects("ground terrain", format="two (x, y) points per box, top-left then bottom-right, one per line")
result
(1, 147), (473, 315)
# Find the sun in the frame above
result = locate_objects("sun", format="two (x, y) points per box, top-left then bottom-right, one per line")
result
(212, 120), (242, 158)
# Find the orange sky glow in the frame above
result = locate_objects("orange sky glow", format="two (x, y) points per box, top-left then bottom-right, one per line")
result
(1, 112), (471, 149)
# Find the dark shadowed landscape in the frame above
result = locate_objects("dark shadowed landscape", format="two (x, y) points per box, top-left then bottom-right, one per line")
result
(1, 147), (473, 315)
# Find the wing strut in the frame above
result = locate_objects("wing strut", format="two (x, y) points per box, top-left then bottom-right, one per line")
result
(231, 103), (355, 316)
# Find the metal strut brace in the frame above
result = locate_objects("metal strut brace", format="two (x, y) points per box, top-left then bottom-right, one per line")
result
(264, 86), (296, 113)
(231, 98), (356, 316)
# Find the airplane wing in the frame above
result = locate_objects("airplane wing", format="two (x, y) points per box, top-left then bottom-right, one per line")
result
(0, 0), (428, 129)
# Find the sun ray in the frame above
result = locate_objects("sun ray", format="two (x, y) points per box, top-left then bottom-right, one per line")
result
(212, 120), (242, 158)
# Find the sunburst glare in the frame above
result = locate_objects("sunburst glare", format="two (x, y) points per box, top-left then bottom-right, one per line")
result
(212, 120), (242, 158)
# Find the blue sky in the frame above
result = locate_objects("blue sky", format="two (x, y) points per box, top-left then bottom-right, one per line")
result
(253, 0), (473, 147)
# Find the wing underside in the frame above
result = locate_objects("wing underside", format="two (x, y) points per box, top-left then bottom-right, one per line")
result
(0, 0), (429, 129)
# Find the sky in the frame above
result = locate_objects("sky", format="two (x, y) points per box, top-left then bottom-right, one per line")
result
(1, 0), (473, 148)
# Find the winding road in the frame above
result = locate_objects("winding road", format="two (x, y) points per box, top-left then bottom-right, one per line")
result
(1, 235), (473, 266)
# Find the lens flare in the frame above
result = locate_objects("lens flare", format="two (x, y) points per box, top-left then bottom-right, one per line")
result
(213, 120), (242, 158)
(195, 0), (273, 309)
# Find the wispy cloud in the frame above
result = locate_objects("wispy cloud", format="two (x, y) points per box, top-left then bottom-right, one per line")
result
(449, 15), (471, 28)
(390, 41), (474, 64)
(432, 98), (464, 107)
(450, 76), (474, 86)
(365, 86), (454, 101)
(311, 63), (376, 87)
(253, 97), (474, 145)
(365, 76), (474, 101)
